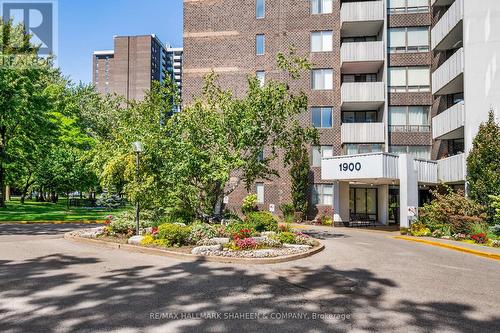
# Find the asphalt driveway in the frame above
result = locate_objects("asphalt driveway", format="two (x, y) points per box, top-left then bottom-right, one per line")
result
(0, 224), (499, 333)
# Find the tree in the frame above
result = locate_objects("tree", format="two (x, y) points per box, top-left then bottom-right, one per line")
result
(0, 20), (62, 207)
(467, 110), (500, 224)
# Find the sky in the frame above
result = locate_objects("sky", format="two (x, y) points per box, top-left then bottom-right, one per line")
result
(57, 0), (183, 84)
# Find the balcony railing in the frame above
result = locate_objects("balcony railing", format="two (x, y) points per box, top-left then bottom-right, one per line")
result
(432, 101), (465, 139)
(431, 0), (463, 50)
(389, 125), (431, 133)
(414, 159), (438, 184)
(437, 153), (466, 183)
(341, 122), (385, 144)
(341, 1), (384, 24)
(341, 82), (385, 105)
(341, 41), (384, 64)
(432, 47), (464, 95)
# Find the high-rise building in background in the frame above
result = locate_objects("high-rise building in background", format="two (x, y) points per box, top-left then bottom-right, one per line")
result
(183, 0), (500, 227)
(93, 34), (183, 102)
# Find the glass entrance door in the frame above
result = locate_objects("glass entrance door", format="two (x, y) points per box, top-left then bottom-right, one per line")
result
(349, 188), (378, 221)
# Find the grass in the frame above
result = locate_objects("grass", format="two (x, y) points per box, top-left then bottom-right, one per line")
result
(0, 198), (127, 223)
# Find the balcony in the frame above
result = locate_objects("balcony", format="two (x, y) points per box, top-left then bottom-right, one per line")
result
(431, 0), (455, 6)
(432, 47), (464, 95)
(437, 153), (466, 183)
(341, 41), (384, 73)
(414, 159), (438, 184)
(340, 1), (384, 37)
(341, 82), (385, 110)
(322, 153), (399, 181)
(431, 0), (463, 50)
(341, 122), (385, 144)
(432, 101), (465, 140)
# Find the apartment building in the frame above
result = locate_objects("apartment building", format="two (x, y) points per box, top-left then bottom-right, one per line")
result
(93, 35), (183, 102)
(183, 0), (500, 227)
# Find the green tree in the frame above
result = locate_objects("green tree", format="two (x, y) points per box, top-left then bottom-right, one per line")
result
(467, 110), (500, 224)
(0, 20), (62, 207)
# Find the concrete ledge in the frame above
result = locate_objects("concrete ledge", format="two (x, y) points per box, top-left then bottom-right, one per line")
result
(64, 233), (325, 265)
(394, 236), (500, 261)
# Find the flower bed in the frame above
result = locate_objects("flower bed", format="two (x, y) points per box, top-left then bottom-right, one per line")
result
(74, 215), (322, 259)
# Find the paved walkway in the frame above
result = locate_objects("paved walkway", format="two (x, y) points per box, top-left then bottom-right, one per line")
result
(0, 223), (499, 333)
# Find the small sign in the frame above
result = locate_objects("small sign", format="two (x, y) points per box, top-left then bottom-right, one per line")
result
(408, 206), (418, 217)
(269, 204), (275, 213)
(223, 196), (229, 204)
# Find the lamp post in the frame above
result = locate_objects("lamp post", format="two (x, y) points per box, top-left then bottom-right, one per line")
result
(132, 142), (143, 236)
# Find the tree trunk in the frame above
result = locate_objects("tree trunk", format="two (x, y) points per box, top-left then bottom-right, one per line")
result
(0, 164), (5, 208)
(20, 173), (34, 204)
(5, 185), (10, 201)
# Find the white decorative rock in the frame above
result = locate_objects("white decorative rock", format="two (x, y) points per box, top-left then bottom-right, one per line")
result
(210, 237), (230, 245)
(261, 232), (276, 237)
(252, 236), (268, 243)
(81, 227), (106, 238)
(282, 244), (312, 250)
(128, 236), (145, 245)
(191, 244), (222, 255)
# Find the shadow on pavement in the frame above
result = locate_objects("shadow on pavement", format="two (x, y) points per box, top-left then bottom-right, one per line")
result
(0, 253), (498, 333)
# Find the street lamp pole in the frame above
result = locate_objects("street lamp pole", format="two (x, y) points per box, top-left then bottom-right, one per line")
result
(132, 142), (143, 236)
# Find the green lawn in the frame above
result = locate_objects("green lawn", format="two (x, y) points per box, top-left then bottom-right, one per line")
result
(0, 199), (127, 223)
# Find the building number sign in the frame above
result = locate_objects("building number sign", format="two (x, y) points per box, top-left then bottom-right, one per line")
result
(339, 162), (362, 172)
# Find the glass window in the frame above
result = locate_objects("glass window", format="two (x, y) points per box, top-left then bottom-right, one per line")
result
(312, 146), (333, 167)
(389, 67), (430, 92)
(344, 144), (383, 155)
(256, 71), (265, 87)
(389, 27), (429, 53)
(389, 0), (429, 13)
(389, 106), (430, 132)
(311, 31), (333, 52)
(256, 0), (265, 19)
(342, 111), (378, 123)
(312, 107), (333, 128)
(312, 69), (333, 90)
(256, 34), (265, 55)
(390, 146), (431, 160)
(389, 107), (407, 126)
(311, 0), (333, 14)
(256, 183), (265, 203)
(312, 184), (334, 205)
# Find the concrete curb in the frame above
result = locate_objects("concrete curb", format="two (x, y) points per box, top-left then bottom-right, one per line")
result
(393, 236), (500, 261)
(64, 233), (325, 265)
(0, 221), (105, 225)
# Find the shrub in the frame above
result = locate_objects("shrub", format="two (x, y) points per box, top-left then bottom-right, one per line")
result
(430, 224), (451, 238)
(96, 193), (126, 209)
(235, 237), (258, 250)
(280, 203), (295, 223)
(279, 232), (297, 244)
(490, 239), (500, 247)
(156, 223), (192, 247)
(471, 233), (488, 244)
(214, 225), (230, 238)
(245, 211), (279, 232)
(448, 215), (488, 235)
(225, 222), (256, 238)
(410, 222), (431, 237)
(188, 223), (217, 244)
(318, 215), (333, 226)
(232, 228), (253, 240)
(489, 224), (500, 237)
(108, 213), (136, 236)
(295, 233), (318, 246)
(279, 223), (293, 233)
(242, 194), (258, 215)
(490, 195), (500, 225)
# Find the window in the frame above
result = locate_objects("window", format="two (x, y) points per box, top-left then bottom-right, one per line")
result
(342, 36), (377, 43)
(342, 74), (377, 83)
(256, 71), (265, 87)
(389, 27), (429, 53)
(312, 184), (334, 206)
(312, 146), (333, 167)
(256, 34), (265, 55)
(311, 31), (333, 52)
(350, 188), (378, 220)
(312, 107), (333, 128)
(256, 0), (265, 18)
(388, 0), (429, 14)
(311, 0), (333, 14)
(344, 144), (383, 155)
(342, 111), (378, 123)
(390, 146), (431, 159)
(256, 183), (265, 203)
(388, 67), (430, 92)
(312, 69), (333, 90)
(389, 106), (430, 132)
